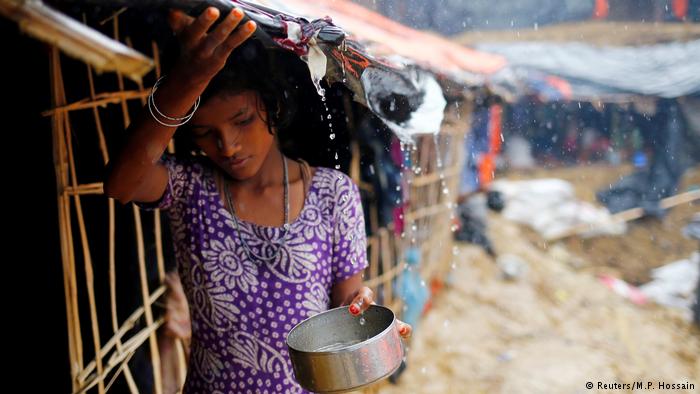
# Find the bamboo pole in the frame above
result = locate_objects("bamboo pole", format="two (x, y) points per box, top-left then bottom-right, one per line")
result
(77, 285), (166, 382)
(379, 228), (393, 305)
(75, 318), (164, 394)
(63, 90), (106, 394)
(368, 236), (379, 281)
(132, 205), (165, 394)
(107, 29), (164, 394)
(41, 90), (150, 117)
(52, 46), (82, 392)
(84, 26), (140, 391)
(103, 350), (136, 393)
(0, 0), (153, 80)
(112, 15), (163, 391)
(411, 166), (461, 187)
(364, 256), (403, 288)
(65, 183), (104, 195)
(405, 203), (452, 223)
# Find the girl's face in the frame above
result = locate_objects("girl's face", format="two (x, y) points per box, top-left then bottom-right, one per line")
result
(188, 91), (276, 180)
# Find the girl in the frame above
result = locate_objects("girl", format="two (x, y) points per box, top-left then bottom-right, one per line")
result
(105, 7), (411, 393)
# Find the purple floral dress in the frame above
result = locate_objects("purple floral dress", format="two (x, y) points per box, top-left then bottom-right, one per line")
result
(138, 155), (368, 393)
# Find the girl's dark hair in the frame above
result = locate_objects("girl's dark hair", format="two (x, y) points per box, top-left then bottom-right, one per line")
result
(174, 38), (300, 157)
(202, 39), (297, 132)
(171, 37), (353, 170)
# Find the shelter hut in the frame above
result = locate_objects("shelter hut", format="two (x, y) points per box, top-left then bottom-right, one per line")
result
(0, 0), (504, 392)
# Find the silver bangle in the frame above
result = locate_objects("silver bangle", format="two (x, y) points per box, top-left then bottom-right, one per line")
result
(147, 76), (200, 127)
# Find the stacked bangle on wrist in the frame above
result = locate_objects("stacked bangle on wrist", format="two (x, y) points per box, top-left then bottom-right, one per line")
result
(147, 76), (200, 127)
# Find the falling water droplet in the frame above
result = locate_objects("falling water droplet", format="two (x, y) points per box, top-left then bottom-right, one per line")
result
(329, 133), (336, 140)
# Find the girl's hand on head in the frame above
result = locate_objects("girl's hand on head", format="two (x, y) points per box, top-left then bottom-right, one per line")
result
(167, 6), (256, 88)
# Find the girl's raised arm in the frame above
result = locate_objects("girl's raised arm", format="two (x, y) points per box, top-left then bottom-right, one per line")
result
(104, 7), (256, 204)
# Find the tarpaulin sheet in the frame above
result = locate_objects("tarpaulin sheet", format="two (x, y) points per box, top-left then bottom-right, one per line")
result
(482, 40), (700, 101)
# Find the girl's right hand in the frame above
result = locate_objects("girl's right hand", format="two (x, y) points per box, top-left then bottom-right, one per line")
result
(167, 6), (257, 88)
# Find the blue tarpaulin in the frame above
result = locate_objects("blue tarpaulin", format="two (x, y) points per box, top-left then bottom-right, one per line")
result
(482, 40), (700, 101)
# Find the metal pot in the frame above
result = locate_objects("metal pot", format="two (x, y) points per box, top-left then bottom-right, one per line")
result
(286, 305), (404, 393)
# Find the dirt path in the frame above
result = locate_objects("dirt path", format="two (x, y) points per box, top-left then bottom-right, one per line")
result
(378, 215), (699, 394)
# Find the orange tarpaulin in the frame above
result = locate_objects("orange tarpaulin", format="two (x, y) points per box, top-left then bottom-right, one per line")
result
(478, 104), (503, 188)
(593, 0), (609, 19)
(673, 0), (689, 19)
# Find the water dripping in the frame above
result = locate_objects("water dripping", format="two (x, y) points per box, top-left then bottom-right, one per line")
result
(433, 133), (443, 169)
(340, 39), (347, 80)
